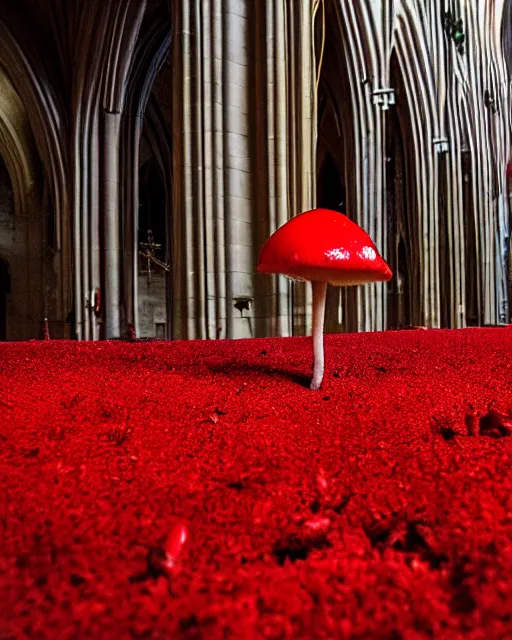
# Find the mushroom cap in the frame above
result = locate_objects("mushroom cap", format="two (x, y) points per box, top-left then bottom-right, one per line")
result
(257, 208), (392, 286)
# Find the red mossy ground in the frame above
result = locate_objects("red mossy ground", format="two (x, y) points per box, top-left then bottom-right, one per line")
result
(1, 329), (512, 639)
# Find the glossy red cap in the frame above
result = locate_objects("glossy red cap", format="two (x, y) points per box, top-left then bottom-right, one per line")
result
(257, 209), (392, 286)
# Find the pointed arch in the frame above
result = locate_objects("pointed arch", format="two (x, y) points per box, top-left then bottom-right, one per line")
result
(0, 66), (38, 215)
(121, 4), (172, 337)
(0, 66), (45, 340)
(0, 16), (71, 326)
(0, 18), (69, 245)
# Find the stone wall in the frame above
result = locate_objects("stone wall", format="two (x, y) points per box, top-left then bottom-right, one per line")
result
(137, 272), (168, 339)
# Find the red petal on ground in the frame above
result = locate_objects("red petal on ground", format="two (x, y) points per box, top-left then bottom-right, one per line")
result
(1, 328), (512, 638)
(164, 522), (188, 567)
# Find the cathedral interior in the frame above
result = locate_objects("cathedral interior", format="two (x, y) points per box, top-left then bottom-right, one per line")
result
(0, 0), (511, 342)
(4, 3), (512, 637)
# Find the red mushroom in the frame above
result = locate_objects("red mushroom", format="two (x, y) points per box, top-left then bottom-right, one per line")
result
(257, 208), (392, 390)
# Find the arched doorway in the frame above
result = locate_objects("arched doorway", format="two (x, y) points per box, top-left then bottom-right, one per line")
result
(120, 15), (172, 341)
(134, 41), (172, 340)
(137, 140), (169, 339)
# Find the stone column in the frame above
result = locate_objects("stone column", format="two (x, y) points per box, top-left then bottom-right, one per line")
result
(89, 106), (101, 341)
(170, 0), (315, 340)
(103, 111), (122, 338)
(222, 1), (253, 339)
(66, 0), (146, 340)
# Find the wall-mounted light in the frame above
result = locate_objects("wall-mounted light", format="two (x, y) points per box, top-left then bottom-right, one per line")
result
(233, 296), (253, 315)
(433, 137), (450, 154)
(372, 88), (395, 111)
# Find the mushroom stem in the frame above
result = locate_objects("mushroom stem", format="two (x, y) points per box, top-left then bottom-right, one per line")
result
(310, 280), (327, 390)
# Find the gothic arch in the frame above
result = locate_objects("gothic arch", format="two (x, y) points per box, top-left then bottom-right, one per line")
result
(63, 1), (148, 339)
(0, 13), (68, 242)
(0, 1), (150, 340)
(0, 11), (71, 329)
(0, 66), (38, 215)
(121, 5), (172, 338)
(0, 66), (45, 340)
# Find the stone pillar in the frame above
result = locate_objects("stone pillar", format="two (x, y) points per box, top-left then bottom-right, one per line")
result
(66, 0), (146, 340)
(103, 111), (122, 339)
(223, 1), (253, 339)
(89, 107), (101, 341)
(170, 0), (315, 340)
(122, 114), (141, 337)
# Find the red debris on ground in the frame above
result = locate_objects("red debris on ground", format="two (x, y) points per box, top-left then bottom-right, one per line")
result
(1, 328), (512, 639)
